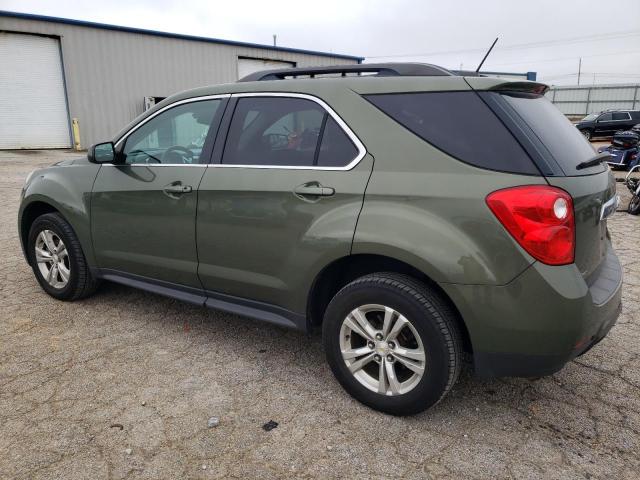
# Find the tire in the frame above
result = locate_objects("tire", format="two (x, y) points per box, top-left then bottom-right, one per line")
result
(629, 195), (640, 215)
(581, 129), (592, 141)
(322, 273), (462, 415)
(27, 213), (100, 301)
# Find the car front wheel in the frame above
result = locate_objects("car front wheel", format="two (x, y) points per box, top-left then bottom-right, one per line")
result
(581, 129), (592, 141)
(27, 212), (100, 301)
(322, 273), (462, 415)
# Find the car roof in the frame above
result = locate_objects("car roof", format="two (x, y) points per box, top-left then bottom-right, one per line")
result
(112, 65), (548, 142)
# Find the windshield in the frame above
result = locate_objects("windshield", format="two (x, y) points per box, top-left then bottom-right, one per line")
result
(498, 93), (605, 175)
(582, 113), (599, 122)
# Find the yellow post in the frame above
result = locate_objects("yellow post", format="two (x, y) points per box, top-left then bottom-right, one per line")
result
(71, 118), (82, 150)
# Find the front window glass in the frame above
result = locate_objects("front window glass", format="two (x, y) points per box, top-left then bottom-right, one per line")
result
(598, 113), (613, 121)
(123, 99), (222, 164)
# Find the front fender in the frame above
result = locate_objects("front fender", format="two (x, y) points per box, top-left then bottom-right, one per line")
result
(19, 162), (101, 267)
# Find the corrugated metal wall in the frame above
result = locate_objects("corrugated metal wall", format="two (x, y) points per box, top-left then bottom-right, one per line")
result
(0, 16), (358, 147)
(547, 84), (640, 117)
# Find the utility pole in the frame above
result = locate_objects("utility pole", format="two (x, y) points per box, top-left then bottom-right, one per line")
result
(273, 35), (277, 47)
(577, 57), (582, 85)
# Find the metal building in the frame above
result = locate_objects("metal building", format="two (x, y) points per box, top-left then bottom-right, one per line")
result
(0, 11), (362, 149)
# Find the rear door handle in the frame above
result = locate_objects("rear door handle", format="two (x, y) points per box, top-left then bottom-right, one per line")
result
(163, 183), (193, 195)
(293, 183), (335, 198)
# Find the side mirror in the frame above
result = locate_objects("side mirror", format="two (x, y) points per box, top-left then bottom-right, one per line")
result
(88, 142), (116, 164)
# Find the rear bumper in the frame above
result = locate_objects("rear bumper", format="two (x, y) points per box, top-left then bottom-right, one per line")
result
(441, 242), (622, 378)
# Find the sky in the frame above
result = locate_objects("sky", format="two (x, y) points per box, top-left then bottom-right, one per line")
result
(2, 0), (640, 85)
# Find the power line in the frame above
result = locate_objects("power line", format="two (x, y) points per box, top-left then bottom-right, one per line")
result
(482, 49), (640, 68)
(366, 29), (640, 59)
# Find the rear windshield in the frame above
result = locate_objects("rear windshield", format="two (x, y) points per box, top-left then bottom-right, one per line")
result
(497, 92), (604, 175)
(364, 91), (539, 175)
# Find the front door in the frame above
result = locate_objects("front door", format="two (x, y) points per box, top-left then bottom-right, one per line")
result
(196, 94), (372, 314)
(91, 97), (227, 288)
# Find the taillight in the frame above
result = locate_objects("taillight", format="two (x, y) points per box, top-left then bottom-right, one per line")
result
(486, 185), (575, 265)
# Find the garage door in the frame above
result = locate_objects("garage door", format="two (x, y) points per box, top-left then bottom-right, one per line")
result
(0, 33), (70, 149)
(237, 57), (295, 80)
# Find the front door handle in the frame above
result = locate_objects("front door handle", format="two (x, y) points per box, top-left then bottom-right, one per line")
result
(163, 183), (193, 195)
(293, 182), (335, 198)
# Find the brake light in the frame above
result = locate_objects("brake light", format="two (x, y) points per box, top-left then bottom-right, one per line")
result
(486, 186), (575, 265)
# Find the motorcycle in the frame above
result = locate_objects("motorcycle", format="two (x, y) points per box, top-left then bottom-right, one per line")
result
(598, 130), (640, 171)
(626, 164), (640, 215)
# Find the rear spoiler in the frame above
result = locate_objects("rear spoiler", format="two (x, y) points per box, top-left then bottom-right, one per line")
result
(464, 76), (549, 95)
(488, 81), (549, 95)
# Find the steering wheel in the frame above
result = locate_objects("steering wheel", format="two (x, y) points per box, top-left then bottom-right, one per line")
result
(162, 146), (193, 164)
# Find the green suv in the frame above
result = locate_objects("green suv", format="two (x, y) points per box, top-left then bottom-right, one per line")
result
(19, 63), (622, 415)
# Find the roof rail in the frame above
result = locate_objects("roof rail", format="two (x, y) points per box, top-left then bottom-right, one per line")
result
(238, 62), (453, 82)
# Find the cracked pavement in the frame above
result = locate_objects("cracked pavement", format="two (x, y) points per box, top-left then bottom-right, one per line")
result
(1, 149), (639, 479)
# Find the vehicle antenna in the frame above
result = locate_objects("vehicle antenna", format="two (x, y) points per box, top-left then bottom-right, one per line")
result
(475, 37), (499, 73)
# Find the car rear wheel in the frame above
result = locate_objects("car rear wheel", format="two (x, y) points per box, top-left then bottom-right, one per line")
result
(27, 213), (100, 301)
(322, 273), (462, 415)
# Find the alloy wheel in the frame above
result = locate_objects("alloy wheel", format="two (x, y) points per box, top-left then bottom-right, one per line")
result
(35, 230), (70, 289)
(339, 304), (426, 396)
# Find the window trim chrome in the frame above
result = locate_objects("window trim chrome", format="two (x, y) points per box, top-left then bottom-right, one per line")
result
(105, 91), (367, 171)
(113, 94), (231, 150)
(209, 92), (367, 171)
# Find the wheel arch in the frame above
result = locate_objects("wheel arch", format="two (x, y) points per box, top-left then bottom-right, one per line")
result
(19, 198), (92, 268)
(307, 253), (473, 356)
(19, 200), (63, 263)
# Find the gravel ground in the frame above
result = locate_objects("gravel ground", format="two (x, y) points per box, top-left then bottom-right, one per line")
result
(1, 149), (639, 479)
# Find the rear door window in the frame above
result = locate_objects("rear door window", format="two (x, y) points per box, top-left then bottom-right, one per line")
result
(612, 112), (631, 121)
(365, 91), (538, 175)
(222, 96), (360, 168)
(223, 97), (324, 167)
(317, 117), (359, 167)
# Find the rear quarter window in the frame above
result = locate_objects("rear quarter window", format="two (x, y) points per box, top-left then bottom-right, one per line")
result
(364, 91), (539, 175)
(496, 92), (604, 176)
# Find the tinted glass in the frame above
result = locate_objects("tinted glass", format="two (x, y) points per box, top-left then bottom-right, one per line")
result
(612, 112), (630, 121)
(123, 100), (222, 164)
(499, 92), (602, 174)
(365, 91), (537, 174)
(223, 97), (324, 166)
(317, 117), (359, 167)
(599, 113), (613, 121)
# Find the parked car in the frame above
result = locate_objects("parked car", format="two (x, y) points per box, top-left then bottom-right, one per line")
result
(598, 130), (640, 170)
(19, 63), (622, 415)
(576, 110), (640, 141)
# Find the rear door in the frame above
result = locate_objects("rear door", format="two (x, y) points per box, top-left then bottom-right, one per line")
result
(196, 93), (373, 314)
(595, 112), (616, 136)
(91, 96), (227, 288)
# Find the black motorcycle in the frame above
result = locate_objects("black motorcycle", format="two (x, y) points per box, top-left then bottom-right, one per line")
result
(599, 130), (640, 171)
(626, 165), (640, 215)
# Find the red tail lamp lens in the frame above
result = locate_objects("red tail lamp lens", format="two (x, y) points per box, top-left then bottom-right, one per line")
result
(486, 186), (575, 265)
